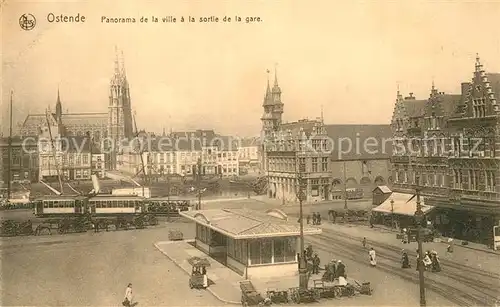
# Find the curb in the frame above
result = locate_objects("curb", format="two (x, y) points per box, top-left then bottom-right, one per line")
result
(153, 242), (241, 305)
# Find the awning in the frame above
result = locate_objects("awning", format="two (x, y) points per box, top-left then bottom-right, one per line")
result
(372, 192), (434, 216)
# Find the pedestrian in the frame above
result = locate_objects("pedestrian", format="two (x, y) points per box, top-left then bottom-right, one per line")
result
(306, 244), (313, 260)
(369, 248), (377, 267)
(306, 214), (310, 225)
(123, 283), (133, 307)
(336, 260), (347, 285)
(312, 254), (320, 274)
(317, 213), (322, 225)
(312, 212), (317, 225)
(401, 250), (410, 269)
(327, 259), (336, 282)
(431, 251), (441, 272)
(362, 237), (366, 248)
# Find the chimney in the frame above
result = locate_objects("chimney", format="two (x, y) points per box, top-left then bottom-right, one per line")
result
(461, 82), (470, 96)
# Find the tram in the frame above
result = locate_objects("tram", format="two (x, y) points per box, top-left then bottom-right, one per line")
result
(33, 195), (192, 218)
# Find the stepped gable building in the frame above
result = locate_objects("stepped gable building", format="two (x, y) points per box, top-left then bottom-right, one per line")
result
(390, 55), (500, 244)
(261, 69), (392, 203)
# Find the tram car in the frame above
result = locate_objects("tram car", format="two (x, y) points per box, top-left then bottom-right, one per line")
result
(146, 197), (192, 216)
(34, 195), (88, 217)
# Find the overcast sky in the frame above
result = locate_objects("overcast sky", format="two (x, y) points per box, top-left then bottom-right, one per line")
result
(2, 0), (500, 137)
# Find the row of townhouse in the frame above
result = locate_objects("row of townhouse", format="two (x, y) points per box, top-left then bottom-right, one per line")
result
(117, 130), (241, 178)
(390, 55), (500, 245)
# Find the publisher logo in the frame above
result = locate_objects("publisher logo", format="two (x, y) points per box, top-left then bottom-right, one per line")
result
(19, 14), (36, 31)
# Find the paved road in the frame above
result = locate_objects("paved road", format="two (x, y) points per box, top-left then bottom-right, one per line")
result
(307, 232), (499, 306)
(0, 223), (223, 306)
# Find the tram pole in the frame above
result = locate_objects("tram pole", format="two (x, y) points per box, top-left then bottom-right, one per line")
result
(296, 161), (308, 290)
(414, 176), (426, 306)
(7, 90), (13, 201)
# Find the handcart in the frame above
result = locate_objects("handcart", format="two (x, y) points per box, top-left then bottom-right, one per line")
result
(168, 229), (184, 241)
(188, 256), (210, 289)
(313, 280), (337, 299)
(240, 280), (270, 306)
(266, 288), (288, 304)
(288, 287), (320, 304)
(351, 280), (373, 295)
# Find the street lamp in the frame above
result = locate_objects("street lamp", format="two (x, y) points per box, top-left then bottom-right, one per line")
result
(414, 175), (426, 307)
(343, 161), (348, 209)
(296, 168), (308, 290)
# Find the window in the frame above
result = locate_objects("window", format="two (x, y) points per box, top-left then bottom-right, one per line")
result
(452, 137), (461, 156)
(469, 170), (477, 190)
(321, 157), (328, 172)
(312, 158), (318, 172)
(299, 158), (306, 173)
(82, 154), (89, 165)
(485, 138), (496, 158)
(250, 240), (261, 265)
(485, 170), (496, 191)
(472, 98), (486, 118)
(261, 239), (272, 264)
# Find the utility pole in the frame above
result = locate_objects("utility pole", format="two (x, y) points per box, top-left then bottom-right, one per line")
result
(197, 158), (202, 210)
(86, 131), (93, 180)
(296, 157), (308, 290)
(391, 199), (395, 229)
(343, 161), (348, 209)
(166, 168), (170, 203)
(414, 175), (426, 306)
(45, 110), (63, 193)
(7, 90), (13, 200)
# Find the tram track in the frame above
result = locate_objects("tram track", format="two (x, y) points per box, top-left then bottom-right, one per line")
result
(321, 227), (500, 280)
(308, 232), (499, 306)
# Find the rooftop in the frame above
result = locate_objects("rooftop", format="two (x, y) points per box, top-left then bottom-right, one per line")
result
(180, 208), (322, 239)
(324, 124), (393, 160)
(372, 192), (434, 216)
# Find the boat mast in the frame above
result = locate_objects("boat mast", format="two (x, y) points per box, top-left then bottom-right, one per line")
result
(133, 111), (148, 197)
(45, 110), (64, 193)
(7, 90), (13, 200)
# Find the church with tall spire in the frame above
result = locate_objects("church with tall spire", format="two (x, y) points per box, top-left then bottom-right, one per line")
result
(107, 46), (134, 146)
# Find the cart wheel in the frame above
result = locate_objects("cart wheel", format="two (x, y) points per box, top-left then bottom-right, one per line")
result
(333, 287), (342, 298)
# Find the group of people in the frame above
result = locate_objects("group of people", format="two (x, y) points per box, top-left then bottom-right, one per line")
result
(307, 212), (322, 225)
(323, 259), (348, 285)
(416, 250), (441, 272)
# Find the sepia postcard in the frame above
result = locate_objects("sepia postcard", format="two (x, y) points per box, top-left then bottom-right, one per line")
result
(1, 1), (500, 306)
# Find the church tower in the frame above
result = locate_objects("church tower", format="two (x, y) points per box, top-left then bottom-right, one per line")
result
(107, 47), (134, 148)
(261, 66), (284, 139)
(260, 66), (284, 173)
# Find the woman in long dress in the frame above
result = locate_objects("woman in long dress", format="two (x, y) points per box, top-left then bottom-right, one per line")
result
(401, 250), (411, 268)
(369, 248), (377, 267)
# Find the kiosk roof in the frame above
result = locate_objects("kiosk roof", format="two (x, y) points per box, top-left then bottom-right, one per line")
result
(181, 208), (322, 239)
